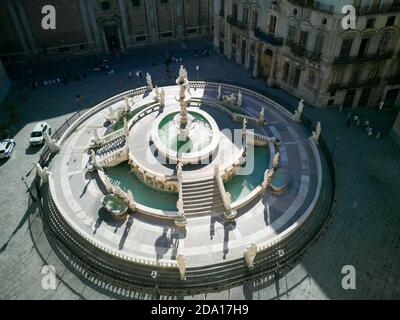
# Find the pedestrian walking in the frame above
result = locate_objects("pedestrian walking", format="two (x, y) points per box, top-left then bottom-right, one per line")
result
(346, 113), (352, 127)
(129, 71), (132, 80)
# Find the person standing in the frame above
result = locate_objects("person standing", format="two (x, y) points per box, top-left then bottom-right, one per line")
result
(128, 71), (132, 80)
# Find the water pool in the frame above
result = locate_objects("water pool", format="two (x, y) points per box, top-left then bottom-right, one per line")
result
(224, 146), (270, 202)
(105, 162), (178, 211)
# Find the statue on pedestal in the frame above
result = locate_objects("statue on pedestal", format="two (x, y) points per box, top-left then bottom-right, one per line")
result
(36, 163), (51, 183)
(159, 89), (165, 107)
(312, 121), (321, 143)
(44, 131), (60, 154)
(217, 85), (222, 100)
(237, 91), (243, 107)
(293, 99), (304, 122)
(244, 243), (257, 268)
(273, 152), (280, 169)
(176, 254), (186, 281)
(146, 73), (153, 90)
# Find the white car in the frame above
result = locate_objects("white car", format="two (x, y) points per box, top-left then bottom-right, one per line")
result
(0, 139), (16, 159)
(29, 122), (52, 146)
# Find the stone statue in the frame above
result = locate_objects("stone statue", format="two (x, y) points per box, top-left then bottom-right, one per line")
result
(222, 93), (237, 104)
(176, 254), (186, 281)
(262, 168), (275, 189)
(127, 190), (136, 211)
(273, 152), (280, 169)
(44, 131), (60, 154)
(237, 91), (243, 107)
(159, 89), (166, 107)
(91, 149), (97, 167)
(293, 99), (304, 122)
(179, 65), (188, 81)
(146, 73), (153, 90)
(36, 163), (51, 183)
(225, 191), (232, 210)
(153, 85), (160, 101)
(242, 117), (248, 134)
(259, 107), (265, 123)
(244, 243), (257, 268)
(93, 128), (100, 145)
(217, 85), (222, 100)
(177, 162), (183, 179)
(298, 99), (304, 114)
(103, 175), (114, 193)
(312, 122), (321, 143)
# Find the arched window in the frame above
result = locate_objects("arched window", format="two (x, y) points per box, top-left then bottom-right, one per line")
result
(314, 32), (325, 54)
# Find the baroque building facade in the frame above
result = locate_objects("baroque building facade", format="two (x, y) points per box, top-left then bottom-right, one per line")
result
(0, 60), (10, 103)
(0, 0), (214, 64)
(214, 0), (400, 109)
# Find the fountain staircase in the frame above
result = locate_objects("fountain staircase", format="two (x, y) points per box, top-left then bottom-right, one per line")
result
(96, 136), (127, 167)
(181, 177), (226, 216)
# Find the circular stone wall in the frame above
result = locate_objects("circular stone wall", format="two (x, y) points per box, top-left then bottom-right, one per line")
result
(151, 107), (220, 164)
(40, 82), (333, 293)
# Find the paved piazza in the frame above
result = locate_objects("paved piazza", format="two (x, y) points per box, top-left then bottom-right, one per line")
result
(48, 80), (325, 273)
(0, 41), (399, 299)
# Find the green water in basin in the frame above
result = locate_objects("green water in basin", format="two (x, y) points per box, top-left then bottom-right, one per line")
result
(158, 112), (213, 153)
(224, 146), (270, 202)
(105, 162), (178, 211)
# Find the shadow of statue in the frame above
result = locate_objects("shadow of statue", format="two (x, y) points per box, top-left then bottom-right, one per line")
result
(119, 215), (134, 250)
(155, 226), (172, 260)
(222, 220), (236, 259)
(94, 207), (124, 234)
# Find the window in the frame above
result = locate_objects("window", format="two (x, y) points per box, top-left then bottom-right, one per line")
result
(327, 99), (334, 106)
(366, 18), (375, 29)
(187, 28), (197, 34)
(161, 0), (168, 3)
(251, 11), (258, 31)
(287, 25), (296, 42)
(314, 32), (325, 53)
(232, 3), (238, 20)
(269, 15), (277, 35)
(378, 32), (391, 54)
(386, 16), (396, 27)
(358, 38), (370, 57)
(282, 62), (290, 82)
(231, 32), (237, 45)
(299, 31), (309, 48)
(162, 32), (172, 38)
(243, 7), (249, 24)
(101, 1), (111, 10)
(131, 0), (140, 6)
(368, 65), (379, 80)
(331, 71), (343, 84)
(136, 36), (146, 41)
(339, 38), (353, 57)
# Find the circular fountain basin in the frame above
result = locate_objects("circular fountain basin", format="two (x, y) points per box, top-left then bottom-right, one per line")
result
(151, 107), (220, 164)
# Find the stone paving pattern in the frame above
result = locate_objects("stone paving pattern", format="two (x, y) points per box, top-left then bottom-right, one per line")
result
(1, 38), (399, 299)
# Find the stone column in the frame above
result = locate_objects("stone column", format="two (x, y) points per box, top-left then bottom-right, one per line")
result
(101, 28), (110, 54)
(174, 0), (184, 39)
(14, 0), (37, 55)
(267, 50), (276, 87)
(118, 0), (130, 47)
(117, 24), (126, 52)
(87, 0), (102, 50)
(79, 0), (94, 49)
(145, 0), (159, 43)
(6, 0), (30, 56)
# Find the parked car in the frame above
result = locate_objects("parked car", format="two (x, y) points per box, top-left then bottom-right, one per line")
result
(0, 139), (16, 159)
(29, 122), (52, 146)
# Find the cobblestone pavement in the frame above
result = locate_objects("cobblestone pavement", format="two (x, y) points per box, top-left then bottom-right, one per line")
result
(1, 38), (399, 299)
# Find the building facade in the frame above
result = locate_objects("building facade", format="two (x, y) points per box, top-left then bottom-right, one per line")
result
(0, 59), (11, 103)
(0, 0), (214, 64)
(214, 0), (400, 109)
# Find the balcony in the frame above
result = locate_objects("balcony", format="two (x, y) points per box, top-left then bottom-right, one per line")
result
(285, 39), (321, 62)
(226, 15), (247, 31)
(329, 78), (382, 91)
(287, 0), (335, 14)
(334, 51), (394, 65)
(355, 3), (400, 15)
(254, 28), (283, 46)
